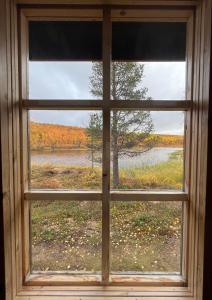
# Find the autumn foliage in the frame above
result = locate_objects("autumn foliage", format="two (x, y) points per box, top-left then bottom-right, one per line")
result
(30, 122), (88, 150)
(30, 122), (183, 151)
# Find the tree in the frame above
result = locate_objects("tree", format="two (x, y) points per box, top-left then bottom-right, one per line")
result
(88, 62), (154, 188)
(86, 113), (102, 169)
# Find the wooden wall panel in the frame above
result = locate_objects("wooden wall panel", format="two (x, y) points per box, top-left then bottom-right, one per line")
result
(0, 0), (11, 299)
(203, 0), (212, 298)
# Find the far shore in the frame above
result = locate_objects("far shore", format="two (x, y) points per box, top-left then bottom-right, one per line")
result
(31, 145), (183, 152)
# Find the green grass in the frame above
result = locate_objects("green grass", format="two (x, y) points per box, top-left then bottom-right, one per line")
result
(31, 201), (182, 273)
(119, 160), (183, 190)
(30, 151), (183, 273)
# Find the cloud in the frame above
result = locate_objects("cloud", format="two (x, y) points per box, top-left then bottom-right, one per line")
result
(29, 61), (186, 134)
(141, 62), (185, 100)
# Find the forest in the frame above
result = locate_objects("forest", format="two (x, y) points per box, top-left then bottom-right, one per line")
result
(30, 121), (183, 150)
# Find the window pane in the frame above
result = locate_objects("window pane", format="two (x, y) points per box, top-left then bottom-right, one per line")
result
(111, 201), (183, 273)
(28, 21), (102, 100)
(111, 21), (186, 100)
(29, 62), (103, 100)
(110, 61), (186, 101)
(110, 111), (184, 191)
(29, 21), (102, 61)
(112, 22), (186, 61)
(31, 201), (102, 272)
(29, 110), (102, 190)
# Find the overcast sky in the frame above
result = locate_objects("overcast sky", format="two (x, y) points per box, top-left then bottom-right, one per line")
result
(29, 61), (186, 135)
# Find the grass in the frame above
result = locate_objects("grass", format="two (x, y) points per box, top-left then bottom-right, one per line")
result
(31, 201), (102, 272)
(119, 160), (183, 190)
(30, 152), (183, 190)
(30, 165), (102, 190)
(31, 201), (182, 273)
(30, 150), (183, 273)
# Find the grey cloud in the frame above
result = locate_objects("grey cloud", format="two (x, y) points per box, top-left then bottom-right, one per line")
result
(29, 61), (186, 134)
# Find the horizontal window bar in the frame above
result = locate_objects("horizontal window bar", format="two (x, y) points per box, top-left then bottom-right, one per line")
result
(110, 274), (186, 287)
(24, 191), (187, 202)
(111, 100), (191, 110)
(22, 8), (193, 20)
(23, 100), (191, 110)
(25, 273), (101, 286)
(22, 100), (103, 109)
(110, 191), (188, 201)
(25, 274), (185, 287)
(24, 191), (102, 201)
(22, 8), (103, 19)
(18, 1), (199, 7)
(111, 9), (193, 20)
(24, 273), (186, 288)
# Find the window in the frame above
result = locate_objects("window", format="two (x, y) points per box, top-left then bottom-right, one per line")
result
(20, 7), (192, 286)
(0, 2), (204, 299)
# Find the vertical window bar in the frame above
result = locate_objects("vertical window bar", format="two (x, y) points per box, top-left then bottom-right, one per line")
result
(181, 15), (193, 280)
(102, 8), (111, 284)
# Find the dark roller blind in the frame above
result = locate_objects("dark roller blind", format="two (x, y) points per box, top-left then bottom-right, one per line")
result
(29, 21), (102, 61)
(112, 22), (186, 61)
(29, 21), (186, 61)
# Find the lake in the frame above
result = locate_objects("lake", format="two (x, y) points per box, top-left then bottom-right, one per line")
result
(31, 147), (182, 169)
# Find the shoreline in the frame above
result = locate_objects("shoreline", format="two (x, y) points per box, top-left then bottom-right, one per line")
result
(30, 146), (183, 153)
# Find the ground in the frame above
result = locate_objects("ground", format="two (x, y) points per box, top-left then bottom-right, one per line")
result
(31, 151), (183, 273)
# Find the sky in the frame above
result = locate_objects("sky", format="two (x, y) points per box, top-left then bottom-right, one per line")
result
(29, 61), (186, 135)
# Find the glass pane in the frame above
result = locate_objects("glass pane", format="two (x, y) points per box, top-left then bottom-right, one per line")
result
(29, 110), (102, 190)
(110, 61), (186, 100)
(111, 201), (183, 273)
(112, 22), (186, 61)
(31, 201), (102, 272)
(29, 62), (103, 100)
(111, 22), (186, 100)
(110, 111), (184, 191)
(28, 20), (102, 100)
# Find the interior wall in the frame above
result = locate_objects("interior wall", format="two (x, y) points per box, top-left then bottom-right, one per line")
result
(0, 201), (5, 298)
(0, 0), (7, 298)
(203, 19), (212, 300)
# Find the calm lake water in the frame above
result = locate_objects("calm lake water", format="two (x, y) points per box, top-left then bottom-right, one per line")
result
(31, 147), (182, 169)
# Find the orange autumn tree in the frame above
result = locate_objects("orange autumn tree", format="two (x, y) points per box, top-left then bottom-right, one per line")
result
(30, 122), (87, 150)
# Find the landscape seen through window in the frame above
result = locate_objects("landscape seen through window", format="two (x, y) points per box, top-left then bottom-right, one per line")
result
(29, 61), (185, 274)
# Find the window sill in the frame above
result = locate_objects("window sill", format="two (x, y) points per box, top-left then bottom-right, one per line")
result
(25, 273), (186, 286)
(18, 275), (193, 300)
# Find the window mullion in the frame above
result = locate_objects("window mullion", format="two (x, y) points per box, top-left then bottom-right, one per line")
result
(102, 8), (111, 285)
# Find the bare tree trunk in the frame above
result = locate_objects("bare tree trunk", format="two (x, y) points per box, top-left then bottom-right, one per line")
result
(112, 138), (119, 188)
(91, 134), (94, 169)
(111, 64), (120, 188)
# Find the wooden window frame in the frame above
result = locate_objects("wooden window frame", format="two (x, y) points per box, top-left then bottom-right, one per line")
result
(0, 0), (211, 300)
(19, 6), (192, 286)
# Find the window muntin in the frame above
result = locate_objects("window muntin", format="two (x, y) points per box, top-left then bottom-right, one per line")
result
(21, 8), (191, 286)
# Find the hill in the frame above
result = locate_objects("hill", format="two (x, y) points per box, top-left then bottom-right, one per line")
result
(30, 122), (87, 150)
(30, 122), (183, 150)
